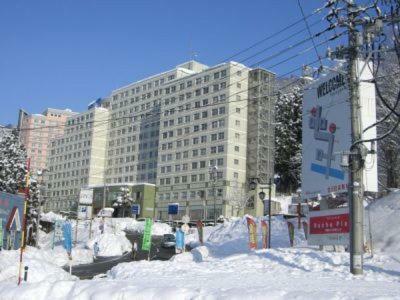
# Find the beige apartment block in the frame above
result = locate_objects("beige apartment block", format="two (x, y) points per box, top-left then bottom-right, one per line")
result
(18, 108), (77, 173)
(44, 106), (109, 212)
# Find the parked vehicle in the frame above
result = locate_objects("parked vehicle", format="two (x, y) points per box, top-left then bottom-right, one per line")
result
(161, 233), (176, 248)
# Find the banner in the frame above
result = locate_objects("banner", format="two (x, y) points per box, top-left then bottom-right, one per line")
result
(141, 218), (153, 251)
(196, 220), (204, 245)
(62, 221), (72, 254)
(52, 220), (64, 249)
(261, 220), (268, 249)
(175, 229), (185, 251)
(246, 217), (257, 250)
(287, 222), (295, 247)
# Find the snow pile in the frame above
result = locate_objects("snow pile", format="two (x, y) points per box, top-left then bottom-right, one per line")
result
(40, 211), (65, 222)
(0, 247), (76, 283)
(204, 215), (305, 256)
(86, 233), (132, 256)
(366, 189), (400, 259)
(121, 219), (172, 235)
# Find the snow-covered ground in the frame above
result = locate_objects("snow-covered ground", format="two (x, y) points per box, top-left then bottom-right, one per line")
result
(1, 192), (400, 299)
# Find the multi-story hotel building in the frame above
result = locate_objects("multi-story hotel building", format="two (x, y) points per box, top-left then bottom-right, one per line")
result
(18, 108), (77, 173)
(105, 61), (275, 219)
(43, 61), (275, 218)
(44, 105), (109, 212)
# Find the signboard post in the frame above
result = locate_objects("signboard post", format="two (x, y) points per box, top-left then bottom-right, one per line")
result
(0, 218), (3, 249)
(52, 220), (64, 249)
(168, 203), (179, 227)
(301, 67), (377, 200)
(76, 189), (94, 243)
(307, 208), (349, 246)
(141, 218), (153, 260)
(131, 204), (140, 219)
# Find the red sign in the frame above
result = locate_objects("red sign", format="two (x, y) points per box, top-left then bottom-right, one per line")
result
(309, 213), (349, 235)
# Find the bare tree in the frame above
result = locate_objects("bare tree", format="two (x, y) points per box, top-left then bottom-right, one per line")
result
(227, 181), (249, 217)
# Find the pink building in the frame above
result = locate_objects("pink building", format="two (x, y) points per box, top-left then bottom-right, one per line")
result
(18, 108), (78, 173)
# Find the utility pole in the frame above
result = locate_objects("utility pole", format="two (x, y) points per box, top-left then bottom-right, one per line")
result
(347, 0), (364, 275)
(268, 177), (272, 249)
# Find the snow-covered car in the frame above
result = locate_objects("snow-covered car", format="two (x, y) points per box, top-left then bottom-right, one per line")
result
(161, 234), (176, 248)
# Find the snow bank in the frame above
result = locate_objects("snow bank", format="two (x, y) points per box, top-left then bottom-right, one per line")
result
(204, 215), (306, 257)
(86, 233), (132, 256)
(0, 247), (76, 283)
(366, 189), (400, 259)
(40, 211), (65, 222)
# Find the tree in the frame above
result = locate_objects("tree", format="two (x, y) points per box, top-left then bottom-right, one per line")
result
(26, 177), (41, 246)
(227, 181), (249, 217)
(375, 46), (400, 188)
(0, 129), (27, 194)
(112, 187), (133, 217)
(274, 79), (305, 193)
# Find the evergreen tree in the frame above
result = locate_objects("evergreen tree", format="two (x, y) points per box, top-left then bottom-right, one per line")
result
(26, 177), (41, 246)
(274, 79), (305, 193)
(0, 129), (27, 194)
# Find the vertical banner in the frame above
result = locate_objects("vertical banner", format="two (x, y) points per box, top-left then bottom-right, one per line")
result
(287, 222), (295, 247)
(261, 220), (268, 249)
(175, 229), (185, 252)
(196, 220), (204, 245)
(302, 221), (308, 240)
(62, 221), (72, 255)
(246, 217), (257, 250)
(141, 218), (153, 251)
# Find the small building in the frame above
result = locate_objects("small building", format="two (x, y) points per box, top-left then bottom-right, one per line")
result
(90, 183), (156, 219)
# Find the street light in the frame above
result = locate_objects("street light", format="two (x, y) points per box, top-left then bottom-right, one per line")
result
(253, 177), (272, 249)
(209, 165), (218, 226)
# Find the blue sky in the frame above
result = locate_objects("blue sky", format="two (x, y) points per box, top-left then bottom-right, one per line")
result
(0, 0), (334, 125)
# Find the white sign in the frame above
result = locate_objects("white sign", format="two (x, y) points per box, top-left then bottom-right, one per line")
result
(301, 61), (377, 200)
(98, 208), (113, 218)
(307, 207), (349, 246)
(78, 205), (92, 220)
(79, 189), (93, 205)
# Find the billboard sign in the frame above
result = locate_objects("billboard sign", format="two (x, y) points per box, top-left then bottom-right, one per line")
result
(168, 203), (179, 215)
(307, 207), (349, 246)
(301, 61), (377, 200)
(79, 189), (93, 205)
(0, 191), (24, 250)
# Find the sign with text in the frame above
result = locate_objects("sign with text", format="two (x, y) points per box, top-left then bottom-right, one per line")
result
(307, 208), (349, 246)
(131, 204), (140, 216)
(301, 61), (377, 200)
(79, 189), (93, 205)
(168, 203), (179, 215)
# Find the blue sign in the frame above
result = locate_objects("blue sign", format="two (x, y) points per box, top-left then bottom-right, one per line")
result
(168, 203), (179, 215)
(175, 229), (185, 250)
(62, 221), (72, 254)
(0, 191), (24, 250)
(131, 204), (140, 215)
